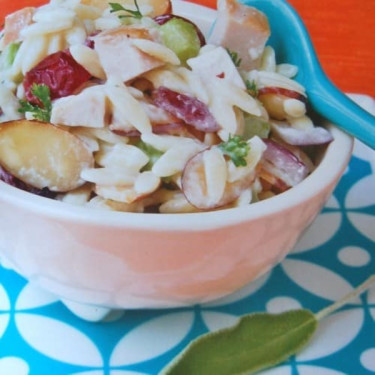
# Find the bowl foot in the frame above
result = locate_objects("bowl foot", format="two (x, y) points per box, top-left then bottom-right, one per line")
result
(61, 298), (124, 322)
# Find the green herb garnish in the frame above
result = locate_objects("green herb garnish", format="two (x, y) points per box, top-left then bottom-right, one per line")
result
(245, 79), (259, 97)
(109, 1), (143, 19)
(162, 274), (375, 375)
(219, 134), (250, 167)
(226, 48), (242, 67)
(18, 83), (52, 122)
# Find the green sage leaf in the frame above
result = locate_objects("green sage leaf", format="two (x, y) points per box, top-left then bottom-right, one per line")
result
(162, 309), (317, 375)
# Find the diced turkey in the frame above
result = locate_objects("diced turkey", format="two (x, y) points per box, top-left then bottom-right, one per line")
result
(94, 27), (165, 82)
(51, 86), (108, 128)
(187, 46), (246, 89)
(208, 0), (270, 71)
(2, 7), (34, 47)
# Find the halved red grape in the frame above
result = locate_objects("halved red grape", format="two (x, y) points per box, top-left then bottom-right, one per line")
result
(152, 86), (220, 133)
(262, 139), (310, 187)
(23, 50), (92, 104)
(181, 147), (254, 209)
(258, 87), (306, 102)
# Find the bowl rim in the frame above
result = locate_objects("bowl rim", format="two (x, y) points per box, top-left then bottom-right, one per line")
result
(0, 123), (353, 230)
(0, 1), (354, 231)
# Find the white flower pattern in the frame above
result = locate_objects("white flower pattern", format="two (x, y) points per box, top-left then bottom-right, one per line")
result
(0, 357), (29, 375)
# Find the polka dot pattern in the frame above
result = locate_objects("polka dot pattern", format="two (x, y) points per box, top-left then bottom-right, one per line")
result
(338, 247), (371, 267)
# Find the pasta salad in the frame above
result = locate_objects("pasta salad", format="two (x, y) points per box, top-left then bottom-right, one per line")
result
(0, 0), (333, 213)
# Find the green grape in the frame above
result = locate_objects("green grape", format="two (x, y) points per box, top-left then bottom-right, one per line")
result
(159, 18), (201, 64)
(243, 115), (271, 140)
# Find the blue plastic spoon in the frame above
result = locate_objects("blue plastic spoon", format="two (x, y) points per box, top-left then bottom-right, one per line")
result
(243, 0), (375, 149)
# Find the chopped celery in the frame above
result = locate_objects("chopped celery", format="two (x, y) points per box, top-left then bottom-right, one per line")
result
(159, 18), (200, 64)
(243, 116), (271, 140)
(0, 42), (21, 70)
(136, 140), (164, 171)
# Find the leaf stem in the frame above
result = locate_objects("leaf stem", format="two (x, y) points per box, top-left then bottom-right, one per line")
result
(315, 274), (375, 321)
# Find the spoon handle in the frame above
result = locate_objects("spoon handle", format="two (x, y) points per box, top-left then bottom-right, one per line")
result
(308, 73), (375, 149)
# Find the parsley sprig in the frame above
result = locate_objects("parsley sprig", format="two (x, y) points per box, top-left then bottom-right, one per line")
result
(219, 135), (250, 167)
(245, 79), (259, 97)
(18, 83), (52, 122)
(226, 48), (242, 67)
(109, 1), (143, 19)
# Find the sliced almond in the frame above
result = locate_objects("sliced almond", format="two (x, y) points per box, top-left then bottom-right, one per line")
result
(0, 120), (94, 192)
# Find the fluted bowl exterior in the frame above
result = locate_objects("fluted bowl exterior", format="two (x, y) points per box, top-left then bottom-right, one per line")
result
(0, 124), (353, 309)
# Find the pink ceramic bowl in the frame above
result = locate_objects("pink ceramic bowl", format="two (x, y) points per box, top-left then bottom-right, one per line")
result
(0, 122), (353, 312)
(0, 1), (353, 316)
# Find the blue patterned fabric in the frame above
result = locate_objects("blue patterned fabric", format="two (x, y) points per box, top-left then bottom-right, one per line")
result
(0, 138), (374, 375)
